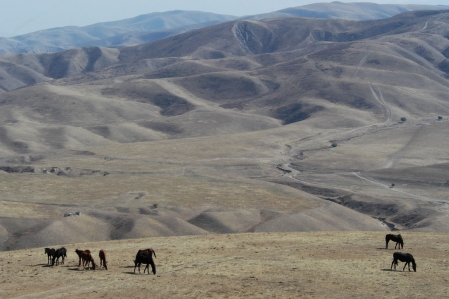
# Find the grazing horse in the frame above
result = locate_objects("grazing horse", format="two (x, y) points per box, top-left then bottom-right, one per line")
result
(75, 249), (97, 270)
(75, 249), (91, 266)
(386, 234), (404, 249)
(44, 248), (55, 264)
(391, 252), (416, 272)
(51, 247), (67, 266)
(99, 249), (108, 270)
(134, 248), (156, 275)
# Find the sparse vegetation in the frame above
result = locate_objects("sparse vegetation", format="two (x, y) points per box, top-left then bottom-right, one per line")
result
(2, 232), (449, 298)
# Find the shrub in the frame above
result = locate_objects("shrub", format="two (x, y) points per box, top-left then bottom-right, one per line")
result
(331, 142), (338, 148)
(438, 116), (443, 120)
(400, 117), (407, 122)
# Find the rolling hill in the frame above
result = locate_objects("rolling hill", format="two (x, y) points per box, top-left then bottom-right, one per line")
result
(0, 9), (449, 250)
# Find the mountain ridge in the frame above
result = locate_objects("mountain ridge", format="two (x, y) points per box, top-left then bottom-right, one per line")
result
(1, 2), (448, 55)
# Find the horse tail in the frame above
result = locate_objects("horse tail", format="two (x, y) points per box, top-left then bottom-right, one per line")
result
(150, 260), (156, 275)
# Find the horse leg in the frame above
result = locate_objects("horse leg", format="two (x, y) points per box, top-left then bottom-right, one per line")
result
(391, 258), (397, 270)
(403, 261), (408, 271)
(134, 261), (141, 273)
(83, 259), (89, 270)
(395, 241), (400, 249)
(386, 239), (389, 249)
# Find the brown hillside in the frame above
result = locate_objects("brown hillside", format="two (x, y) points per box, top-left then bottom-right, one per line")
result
(0, 11), (449, 250)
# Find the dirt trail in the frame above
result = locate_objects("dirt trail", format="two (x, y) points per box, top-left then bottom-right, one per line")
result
(352, 45), (370, 79)
(369, 84), (393, 123)
(155, 79), (219, 111)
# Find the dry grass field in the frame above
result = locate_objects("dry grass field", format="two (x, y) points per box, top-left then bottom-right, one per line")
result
(1, 231), (448, 299)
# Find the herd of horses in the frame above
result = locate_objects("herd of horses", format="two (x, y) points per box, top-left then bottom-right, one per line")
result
(385, 233), (417, 272)
(42, 233), (415, 275)
(44, 247), (157, 274)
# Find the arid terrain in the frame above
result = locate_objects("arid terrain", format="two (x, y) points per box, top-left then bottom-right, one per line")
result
(1, 5), (449, 298)
(1, 231), (448, 298)
(0, 5), (448, 271)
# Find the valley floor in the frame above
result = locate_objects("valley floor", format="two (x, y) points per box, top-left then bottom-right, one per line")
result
(1, 231), (448, 298)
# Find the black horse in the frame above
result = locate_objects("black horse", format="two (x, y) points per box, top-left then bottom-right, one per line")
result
(134, 248), (156, 275)
(386, 234), (404, 249)
(52, 247), (67, 266)
(44, 248), (56, 264)
(391, 252), (416, 272)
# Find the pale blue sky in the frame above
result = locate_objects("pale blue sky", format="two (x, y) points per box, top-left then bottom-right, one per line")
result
(0, 0), (446, 37)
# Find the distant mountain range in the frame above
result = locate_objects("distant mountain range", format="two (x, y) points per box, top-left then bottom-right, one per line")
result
(0, 10), (237, 54)
(250, 2), (449, 20)
(0, 2), (448, 55)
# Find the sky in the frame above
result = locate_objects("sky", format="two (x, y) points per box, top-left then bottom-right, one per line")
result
(0, 0), (447, 37)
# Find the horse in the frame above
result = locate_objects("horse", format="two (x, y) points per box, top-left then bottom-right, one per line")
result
(51, 247), (67, 266)
(391, 252), (416, 272)
(99, 249), (108, 270)
(75, 249), (91, 266)
(385, 234), (404, 249)
(75, 249), (97, 270)
(134, 248), (156, 275)
(44, 248), (55, 264)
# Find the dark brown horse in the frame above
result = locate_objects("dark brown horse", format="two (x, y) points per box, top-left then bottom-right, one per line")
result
(75, 249), (96, 270)
(44, 248), (55, 264)
(134, 248), (156, 275)
(75, 249), (91, 266)
(391, 252), (416, 272)
(99, 249), (108, 270)
(386, 234), (404, 249)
